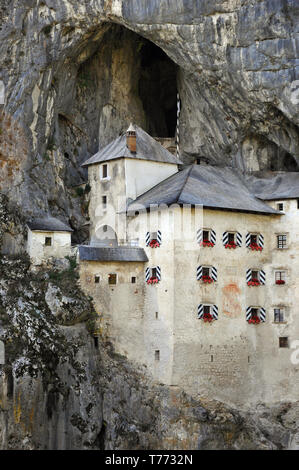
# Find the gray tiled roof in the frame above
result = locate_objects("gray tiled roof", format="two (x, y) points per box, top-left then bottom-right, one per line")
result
(128, 164), (279, 215)
(244, 172), (299, 201)
(79, 246), (148, 262)
(27, 217), (73, 232)
(81, 125), (182, 167)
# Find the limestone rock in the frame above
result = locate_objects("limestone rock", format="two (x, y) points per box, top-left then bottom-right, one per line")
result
(0, 0), (298, 242)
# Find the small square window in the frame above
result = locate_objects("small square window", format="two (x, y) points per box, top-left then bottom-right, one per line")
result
(274, 308), (284, 323)
(279, 337), (288, 348)
(277, 203), (284, 211)
(155, 350), (160, 361)
(94, 275), (100, 284)
(45, 237), (52, 246)
(108, 274), (117, 285)
(131, 276), (136, 284)
(277, 235), (287, 249)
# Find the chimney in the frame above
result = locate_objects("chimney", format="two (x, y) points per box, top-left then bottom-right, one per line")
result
(126, 123), (136, 153)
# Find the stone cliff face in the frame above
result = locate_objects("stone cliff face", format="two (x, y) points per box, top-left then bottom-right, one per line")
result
(0, 0), (298, 240)
(1, 255), (299, 450)
(0, 0), (299, 450)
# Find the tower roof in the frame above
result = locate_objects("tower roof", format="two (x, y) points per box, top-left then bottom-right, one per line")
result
(27, 217), (73, 232)
(127, 164), (280, 215)
(81, 125), (182, 167)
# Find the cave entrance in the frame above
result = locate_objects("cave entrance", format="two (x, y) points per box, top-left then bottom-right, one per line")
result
(87, 24), (179, 146)
(138, 40), (178, 138)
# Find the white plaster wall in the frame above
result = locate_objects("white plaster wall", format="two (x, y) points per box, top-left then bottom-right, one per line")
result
(127, 204), (299, 407)
(27, 229), (71, 265)
(125, 158), (178, 200)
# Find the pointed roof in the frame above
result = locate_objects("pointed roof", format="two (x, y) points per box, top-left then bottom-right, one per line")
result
(127, 164), (279, 215)
(81, 125), (182, 167)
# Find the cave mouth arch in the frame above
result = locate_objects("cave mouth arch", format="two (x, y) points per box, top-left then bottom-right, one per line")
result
(137, 38), (178, 138)
(75, 23), (179, 146)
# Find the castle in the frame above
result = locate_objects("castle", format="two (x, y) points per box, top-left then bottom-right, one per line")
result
(27, 125), (299, 408)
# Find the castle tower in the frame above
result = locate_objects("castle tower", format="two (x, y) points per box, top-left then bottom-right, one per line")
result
(82, 124), (182, 246)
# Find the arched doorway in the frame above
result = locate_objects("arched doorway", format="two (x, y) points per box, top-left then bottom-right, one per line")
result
(94, 224), (118, 247)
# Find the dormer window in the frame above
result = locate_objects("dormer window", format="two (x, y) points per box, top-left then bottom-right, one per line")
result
(277, 202), (284, 212)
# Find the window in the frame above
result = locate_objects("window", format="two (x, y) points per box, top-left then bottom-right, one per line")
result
(198, 304), (218, 321)
(202, 267), (210, 277)
(146, 266), (161, 284)
(250, 234), (257, 244)
(203, 305), (211, 315)
(102, 195), (107, 210)
(199, 229), (216, 247)
(94, 337), (99, 349)
(277, 234), (287, 249)
(108, 274), (117, 285)
(131, 276), (136, 284)
(155, 350), (160, 361)
(277, 203), (284, 211)
(155, 312), (158, 319)
(223, 231), (240, 248)
(275, 271), (286, 285)
(246, 306), (266, 323)
(297, 200), (299, 209)
(146, 231), (161, 247)
(228, 233), (235, 244)
(101, 164), (108, 179)
(279, 337), (288, 348)
(45, 237), (52, 246)
(251, 270), (259, 281)
(94, 275), (100, 284)
(274, 308), (285, 323)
